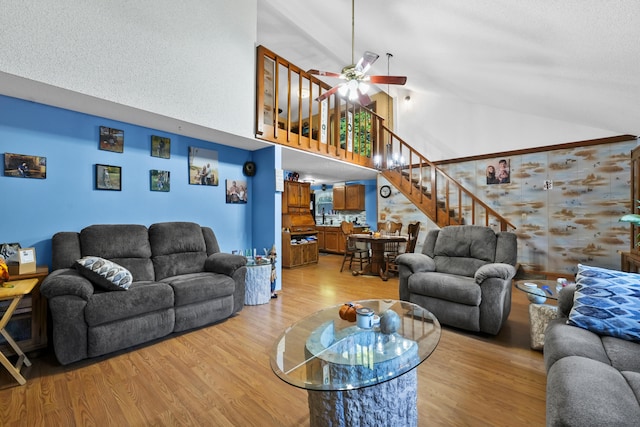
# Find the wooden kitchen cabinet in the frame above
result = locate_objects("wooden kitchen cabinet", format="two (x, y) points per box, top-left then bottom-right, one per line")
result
(283, 181), (311, 214)
(332, 184), (364, 211)
(319, 225), (365, 254)
(282, 231), (318, 268)
(345, 184), (365, 210)
(332, 186), (346, 210)
(316, 228), (325, 251)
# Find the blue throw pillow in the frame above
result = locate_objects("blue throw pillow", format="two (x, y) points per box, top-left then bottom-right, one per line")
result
(567, 264), (640, 342)
(75, 256), (133, 291)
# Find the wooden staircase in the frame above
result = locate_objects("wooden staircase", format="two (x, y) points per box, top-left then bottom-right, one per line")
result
(377, 125), (516, 232)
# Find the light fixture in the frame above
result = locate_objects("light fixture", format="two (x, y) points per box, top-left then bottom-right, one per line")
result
(374, 53), (404, 171)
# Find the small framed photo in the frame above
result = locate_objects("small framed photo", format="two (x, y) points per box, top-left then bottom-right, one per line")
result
(95, 164), (122, 191)
(3, 152), (47, 179)
(151, 135), (171, 159)
(99, 126), (124, 153)
(226, 179), (247, 203)
(188, 146), (219, 186)
(150, 169), (170, 192)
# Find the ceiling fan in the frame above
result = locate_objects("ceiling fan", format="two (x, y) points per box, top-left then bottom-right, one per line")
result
(308, 0), (407, 106)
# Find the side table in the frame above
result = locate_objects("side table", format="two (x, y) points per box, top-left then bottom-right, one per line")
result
(0, 278), (39, 385)
(245, 262), (271, 305)
(515, 280), (563, 350)
(528, 304), (558, 351)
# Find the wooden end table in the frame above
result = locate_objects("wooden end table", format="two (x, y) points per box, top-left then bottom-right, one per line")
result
(0, 278), (39, 385)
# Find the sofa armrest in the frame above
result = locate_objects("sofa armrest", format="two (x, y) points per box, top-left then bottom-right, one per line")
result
(396, 253), (436, 273)
(474, 263), (516, 284)
(557, 283), (577, 317)
(204, 252), (247, 277)
(40, 268), (95, 301)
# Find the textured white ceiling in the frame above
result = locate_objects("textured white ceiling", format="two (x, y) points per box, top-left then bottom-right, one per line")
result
(259, 0), (640, 184)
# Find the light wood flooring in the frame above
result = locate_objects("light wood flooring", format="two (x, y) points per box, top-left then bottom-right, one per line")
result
(0, 254), (547, 426)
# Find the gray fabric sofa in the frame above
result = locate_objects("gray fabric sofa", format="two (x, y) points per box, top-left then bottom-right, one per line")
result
(40, 222), (247, 365)
(544, 283), (640, 426)
(396, 225), (517, 335)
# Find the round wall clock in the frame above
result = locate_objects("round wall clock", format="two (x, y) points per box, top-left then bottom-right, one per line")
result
(380, 185), (391, 198)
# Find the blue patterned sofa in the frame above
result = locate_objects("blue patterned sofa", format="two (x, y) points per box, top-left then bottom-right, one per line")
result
(41, 222), (247, 365)
(544, 264), (640, 426)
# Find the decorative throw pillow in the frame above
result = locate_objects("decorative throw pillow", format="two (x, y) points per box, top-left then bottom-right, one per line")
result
(75, 256), (133, 291)
(567, 264), (640, 342)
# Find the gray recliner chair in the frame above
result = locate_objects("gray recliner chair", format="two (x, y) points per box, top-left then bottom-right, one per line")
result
(396, 225), (517, 335)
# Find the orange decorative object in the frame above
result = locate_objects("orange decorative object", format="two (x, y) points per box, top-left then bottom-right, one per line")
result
(338, 303), (362, 322)
(0, 257), (10, 284)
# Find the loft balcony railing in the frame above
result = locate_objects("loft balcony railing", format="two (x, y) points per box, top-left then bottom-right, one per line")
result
(255, 45), (383, 168)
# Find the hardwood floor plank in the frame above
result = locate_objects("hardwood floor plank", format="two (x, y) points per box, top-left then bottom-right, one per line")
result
(0, 254), (547, 426)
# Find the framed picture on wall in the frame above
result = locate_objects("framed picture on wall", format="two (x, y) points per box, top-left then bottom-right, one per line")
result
(95, 164), (121, 191)
(226, 179), (247, 203)
(99, 126), (124, 153)
(188, 146), (219, 186)
(150, 169), (170, 192)
(486, 158), (510, 185)
(151, 135), (170, 159)
(3, 152), (46, 179)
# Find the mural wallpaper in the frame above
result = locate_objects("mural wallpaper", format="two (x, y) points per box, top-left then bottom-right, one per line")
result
(378, 138), (637, 276)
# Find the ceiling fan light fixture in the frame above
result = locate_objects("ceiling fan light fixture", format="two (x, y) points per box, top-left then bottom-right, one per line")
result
(358, 82), (370, 94)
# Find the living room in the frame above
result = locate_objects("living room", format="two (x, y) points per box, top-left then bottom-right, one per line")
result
(1, 1), (639, 426)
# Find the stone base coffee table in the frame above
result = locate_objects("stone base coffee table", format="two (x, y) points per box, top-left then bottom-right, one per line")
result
(270, 299), (441, 427)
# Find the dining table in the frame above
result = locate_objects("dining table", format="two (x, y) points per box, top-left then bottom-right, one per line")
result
(348, 233), (407, 281)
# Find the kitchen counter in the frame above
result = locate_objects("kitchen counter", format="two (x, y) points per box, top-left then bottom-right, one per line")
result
(316, 225), (368, 254)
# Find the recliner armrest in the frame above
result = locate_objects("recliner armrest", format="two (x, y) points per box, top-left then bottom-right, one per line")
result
(474, 263), (516, 284)
(396, 253), (436, 273)
(40, 268), (95, 300)
(204, 252), (247, 276)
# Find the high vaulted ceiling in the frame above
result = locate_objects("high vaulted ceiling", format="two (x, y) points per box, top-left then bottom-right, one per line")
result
(258, 0), (640, 184)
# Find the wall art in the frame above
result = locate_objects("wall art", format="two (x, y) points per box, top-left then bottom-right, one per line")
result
(226, 179), (247, 203)
(188, 146), (218, 186)
(3, 152), (46, 179)
(485, 158), (510, 185)
(95, 164), (121, 191)
(151, 135), (170, 159)
(150, 169), (170, 192)
(99, 126), (124, 153)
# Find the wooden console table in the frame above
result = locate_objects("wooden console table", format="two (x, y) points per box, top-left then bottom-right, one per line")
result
(0, 266), (49, 356)
(0, 278), (39, 385)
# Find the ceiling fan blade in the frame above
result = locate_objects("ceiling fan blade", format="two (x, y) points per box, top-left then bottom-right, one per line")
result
(315, 85), (341, 102)
(308, 69), (342, 78)
(354, 51), (380, 74)
(368, 75), (407, 85)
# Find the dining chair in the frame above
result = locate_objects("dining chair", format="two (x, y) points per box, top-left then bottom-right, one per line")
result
(378, 220), (403, 259)
(340, 221), (370, 272)
(385, 221), (420, 277)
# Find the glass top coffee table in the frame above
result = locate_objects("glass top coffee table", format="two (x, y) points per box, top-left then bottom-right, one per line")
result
(270, 299), (440, 426)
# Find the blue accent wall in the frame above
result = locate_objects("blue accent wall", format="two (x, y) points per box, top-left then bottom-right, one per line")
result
(0, 95), (257, 268)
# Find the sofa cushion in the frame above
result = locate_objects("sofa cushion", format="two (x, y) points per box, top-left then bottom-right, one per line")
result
(544, 319), (612, 372)
(149, 222), (209, 280)
(161, 272), (236, 307)
(85, 281), (174, 326)
(433, 226), (497, 262)
(408, 272), (481, 306)
(567, 264), (640, 342)
(80, 224), (155, 281)
(546, 356), (640, 427)
(75, 256), (133, 291)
